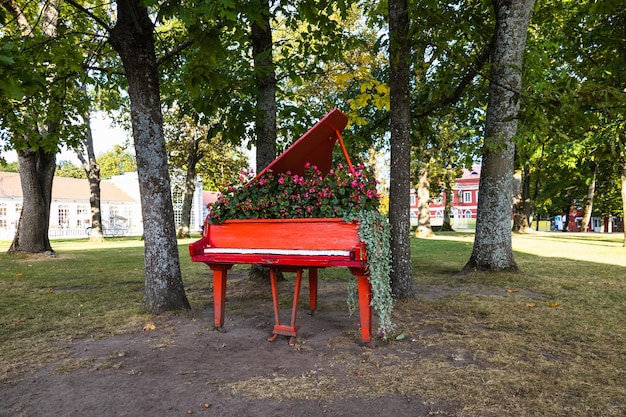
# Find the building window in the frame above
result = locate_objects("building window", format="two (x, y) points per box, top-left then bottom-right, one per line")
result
(463, 191), (472, 203)
(0, 203), (6, 229)
(435, 210), (443, 218)
(464, 210), (472, 218)
(410, 194), (416, 206)
(172, 185), (184, 227)
(58, 204), (70, 228)
(76, 205), (89, 227)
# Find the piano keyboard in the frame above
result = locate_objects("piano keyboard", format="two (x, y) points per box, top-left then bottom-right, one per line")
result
(203, 248), (351, 257)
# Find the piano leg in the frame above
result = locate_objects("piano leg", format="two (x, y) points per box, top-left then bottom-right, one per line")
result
(356, 273), (373, 344)
(209, 264), (232, 329)
(308, 268), (318, 314)
(267, 267), (302, 345)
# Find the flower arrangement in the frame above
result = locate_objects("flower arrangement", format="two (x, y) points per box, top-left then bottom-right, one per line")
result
(208, 162), (380, 223)
(207, 161), (394, 339)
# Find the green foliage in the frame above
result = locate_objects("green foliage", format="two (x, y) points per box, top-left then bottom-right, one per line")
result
(163, 108), (249, 191)
(56, 160), (86, 179)
(346, 210), (394, 339)
(97, 146), (137, 179)
(0, 161), (19, 172)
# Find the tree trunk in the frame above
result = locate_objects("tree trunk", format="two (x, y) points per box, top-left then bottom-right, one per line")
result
(441, 169), (454, 231)
(7, 149), (56, 255)
(177, 142), (198, 239)
(388, 0), (413, 298)
(109, 0), (189, 313)
(512, 169), (530, 233)
(621, 163), (626, 247)
(580, 162), (597, 232)
(251, 0), (277, 172)
(75, 106), (104, 242)
(522, 164), (533, 225)
(463, 0), (535, 272)
(415, 163), (434, 238)
(6, 0), (58, 255)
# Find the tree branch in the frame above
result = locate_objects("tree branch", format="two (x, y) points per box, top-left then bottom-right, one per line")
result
(156, 39), (194, 67)
(64, 0), (112, 33)
(415, 38), (494, 118)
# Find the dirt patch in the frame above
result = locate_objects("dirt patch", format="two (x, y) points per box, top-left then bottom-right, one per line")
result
(0, 274), (463, 417)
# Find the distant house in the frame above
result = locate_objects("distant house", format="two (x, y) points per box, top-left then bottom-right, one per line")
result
(0, 171), (205, 240)
(409, 166), (623, 233)
(410, 166), (481, 228)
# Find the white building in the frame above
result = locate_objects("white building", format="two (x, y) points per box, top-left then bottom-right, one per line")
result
(0, 171), (205, 240)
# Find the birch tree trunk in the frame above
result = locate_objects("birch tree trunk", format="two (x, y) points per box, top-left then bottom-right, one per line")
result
(109, 0), (190, 313)
(388, 0), (413, 298)
(463, 0), (536, 272)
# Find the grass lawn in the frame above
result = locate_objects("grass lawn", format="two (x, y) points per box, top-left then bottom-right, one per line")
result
(1, 231), (625, 416)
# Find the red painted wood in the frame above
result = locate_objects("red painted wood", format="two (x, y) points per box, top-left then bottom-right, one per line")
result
(255, 109), (348, 178)
(356, 273), (373, 343)
(203, 218), (360, 251)
(189, 218), (373, 343)
(208, 264), (231, 328)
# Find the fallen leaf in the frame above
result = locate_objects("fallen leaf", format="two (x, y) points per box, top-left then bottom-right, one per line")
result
(143, 322), (156, 331)
(549, 302), (560, 308)
(526, 303), (536, 308)
(204, 403), (211, 409)
(507, 289), (519, 293)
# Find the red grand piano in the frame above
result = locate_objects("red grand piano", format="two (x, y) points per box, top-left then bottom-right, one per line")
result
(189, 109), (374, 344)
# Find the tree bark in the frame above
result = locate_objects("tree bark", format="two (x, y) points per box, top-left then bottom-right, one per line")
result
(622, 160), (626, 248)
(109, 0), (189, 313)
(512, 169), (530, 232)
(251, 0), (277, 172)
(75, 105), (104, 242)
(463, 0), (535, 272)
(7, 149), (56, 255)
(580, 161), (597, 232)
(441, 169), (454, 231)
(415, 163), (434, 238)
(388, 0), (413, 298)
(176, 138), (199, 239)
(523, 164), (534, 226)
(6, 0), (58, 255)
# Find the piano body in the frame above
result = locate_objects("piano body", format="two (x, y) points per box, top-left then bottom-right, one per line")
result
(189, 109), (374, 344)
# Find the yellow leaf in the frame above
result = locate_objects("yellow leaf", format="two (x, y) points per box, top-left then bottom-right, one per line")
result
(143, 322), (156, 331)
(507, 289), (519, 293)
(550, 302), (560, 308)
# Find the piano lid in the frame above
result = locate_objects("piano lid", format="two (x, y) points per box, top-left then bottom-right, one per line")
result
(255, 108), (349, 179)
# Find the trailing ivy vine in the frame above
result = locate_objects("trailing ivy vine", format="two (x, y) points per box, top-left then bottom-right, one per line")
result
(345, 210), (394, 339)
